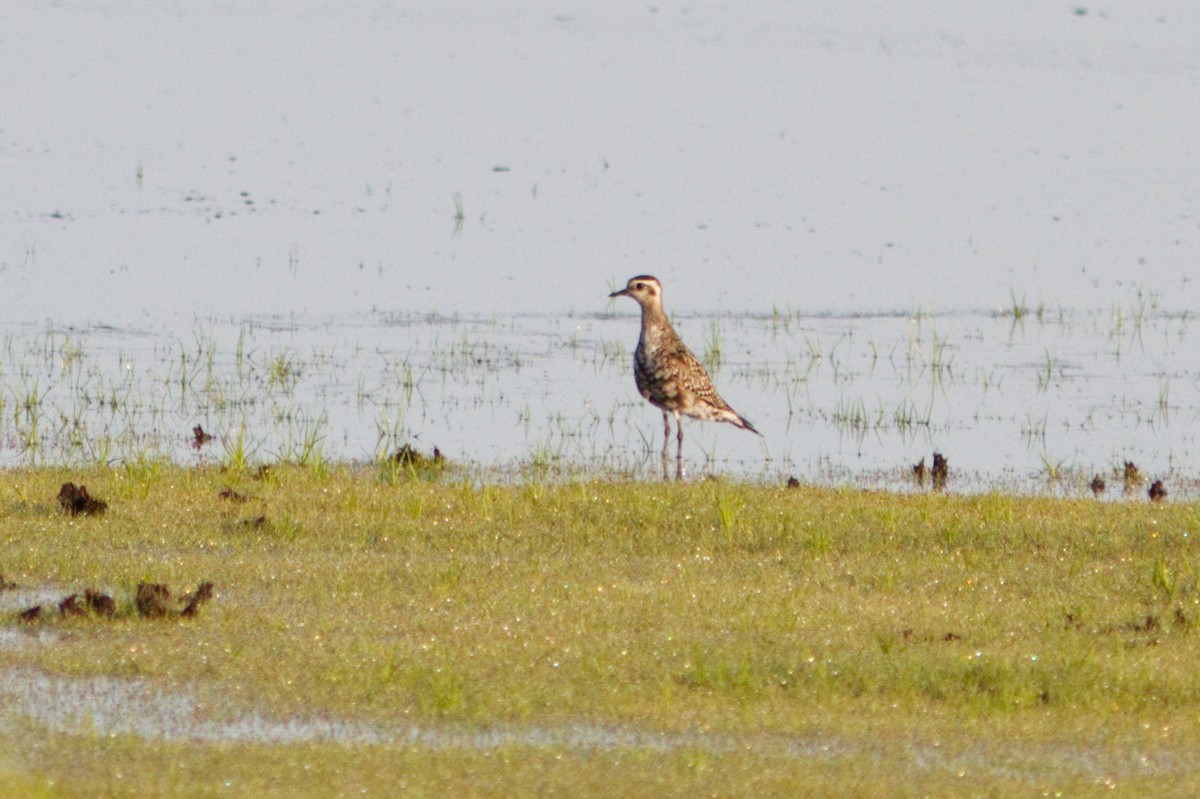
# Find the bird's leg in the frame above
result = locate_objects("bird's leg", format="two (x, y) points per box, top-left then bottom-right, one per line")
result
(661, 411), (671, 481)
(675, 413), (684, 481)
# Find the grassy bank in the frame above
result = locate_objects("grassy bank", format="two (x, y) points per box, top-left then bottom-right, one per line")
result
(1, 464), (1198, 796)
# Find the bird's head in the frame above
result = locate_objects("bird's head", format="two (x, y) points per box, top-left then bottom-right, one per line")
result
(608, 275), (663, 309)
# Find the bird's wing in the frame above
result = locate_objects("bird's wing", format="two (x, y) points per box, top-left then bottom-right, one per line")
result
(663, 339), (734, 412)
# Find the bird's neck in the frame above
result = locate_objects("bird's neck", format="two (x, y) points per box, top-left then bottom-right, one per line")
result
(638, 303), (675, 351)
(640, 302), (670, 330)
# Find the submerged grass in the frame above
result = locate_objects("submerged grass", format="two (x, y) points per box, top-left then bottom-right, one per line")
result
(1, 465), (1200, 795)
(3, 300), (1197, 490)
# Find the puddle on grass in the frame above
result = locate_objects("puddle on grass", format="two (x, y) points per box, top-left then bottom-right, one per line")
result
(0, 294), (1197, 494)
(0, 665), (826, 753)
(0, 666), (1187, 782)
(0, 587), (78, 616)
(0, 629), (63, 651)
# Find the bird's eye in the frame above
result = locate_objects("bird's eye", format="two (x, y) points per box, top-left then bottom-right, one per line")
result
(634, 282), (643, 290)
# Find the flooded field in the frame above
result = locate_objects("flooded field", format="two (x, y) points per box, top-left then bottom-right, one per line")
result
(2, 2), (1199, 793)
(4, 3), (1198, 495)
(1, 290), (1195, 495)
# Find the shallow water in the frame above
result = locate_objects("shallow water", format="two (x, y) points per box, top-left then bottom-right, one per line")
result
(3, 3), (1198, 492)
(0, 665), (1186, 782)
(0, 664), (824, 752)
(0, 297), (1195, 495)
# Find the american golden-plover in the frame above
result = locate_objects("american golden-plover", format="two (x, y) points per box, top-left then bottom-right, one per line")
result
(609, 275), (761, 479)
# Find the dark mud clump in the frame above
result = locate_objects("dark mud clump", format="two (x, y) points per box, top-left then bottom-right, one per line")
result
(57, 482), (108, 516)
(85, 589), (116, 618)
(137, 581), (215, 619)
(192, 424), (215, 450)
(1148, 480), (1167, 502)
(180, 582), (214, 618)
(931, 452), (949, 491)
(910, 453), (948, 491)
(393, 444), (446, 474)
(58, 594), (86, 617)
(19, 588), (116, 622)
(14, 583), (212, 623)
(219, 487), (249, 502)
(912, 458), (927, 488)
(786, 476), (800, 489)
(136, 583), (172, 618)
(1090, 475), (1106, 497)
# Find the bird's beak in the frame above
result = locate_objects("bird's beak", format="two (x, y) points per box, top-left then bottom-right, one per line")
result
(608, 288), (628, 298)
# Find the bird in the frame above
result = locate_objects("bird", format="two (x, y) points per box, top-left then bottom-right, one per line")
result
(608, 275), (761, 479)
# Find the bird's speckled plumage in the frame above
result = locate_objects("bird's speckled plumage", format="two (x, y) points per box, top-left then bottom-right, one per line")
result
(609, 275), (760, 478)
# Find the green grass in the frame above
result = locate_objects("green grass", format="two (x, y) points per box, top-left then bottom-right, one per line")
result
(2, 465), (1200, 796)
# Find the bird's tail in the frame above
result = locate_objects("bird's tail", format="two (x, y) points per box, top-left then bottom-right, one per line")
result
(724, 411), (762, 436)
(738, 416), (762, 436)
